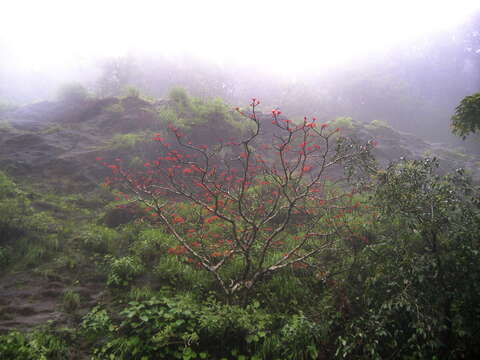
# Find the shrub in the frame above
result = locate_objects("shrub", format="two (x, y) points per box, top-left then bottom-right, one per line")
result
(81, 306), (112, 338)
(0, 171), (30, 245)
(0, 246), (10, 268)
(0, 329), (70, 360)
(337, 158), (480, 359)
(62, 289), (81, 313)
(332, 116), (354, 129)
(104, 103), (125, 114)
(78, 225), (119, 254)
(57, 82), (89, 103)
(106, 255), (144, 287)
(108, 132), (152, 151)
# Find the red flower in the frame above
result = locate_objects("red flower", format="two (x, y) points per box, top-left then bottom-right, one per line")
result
(205, 216), (219, 224)
(172, 215), (185, 224)
(302, 165), (312, 172)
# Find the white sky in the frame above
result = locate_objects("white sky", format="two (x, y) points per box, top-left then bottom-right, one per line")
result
(1, 0), (479, 74)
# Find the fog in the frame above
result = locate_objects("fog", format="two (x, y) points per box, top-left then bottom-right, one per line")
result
(1, 0), (479, 144)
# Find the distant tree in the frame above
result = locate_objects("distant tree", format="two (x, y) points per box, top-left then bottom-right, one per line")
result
(96, 56), (139, 98)
(451, 92), (480, 139)
(57, 82), (89, 103)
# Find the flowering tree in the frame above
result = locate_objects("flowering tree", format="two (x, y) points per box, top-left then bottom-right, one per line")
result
(103, 99), (376, 301)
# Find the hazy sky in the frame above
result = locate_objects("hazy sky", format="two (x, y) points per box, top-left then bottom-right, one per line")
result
(1, 0), (479, 74)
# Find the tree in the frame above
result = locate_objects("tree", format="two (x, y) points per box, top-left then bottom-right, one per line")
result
(103, 99), (376, 302)
(57, 82), (89, 104)
(338, 158), (480, 359)
(451, 92), (480, 139)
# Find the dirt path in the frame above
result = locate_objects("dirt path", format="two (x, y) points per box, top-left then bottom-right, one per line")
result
(0, 272), (105, 333)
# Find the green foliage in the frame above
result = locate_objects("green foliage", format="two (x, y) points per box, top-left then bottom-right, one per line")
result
(367, 119), (390, 129)
(169, 87), (192, 109)
(108, 131), (153, 150)
(129, 286), (156, 301)
(104, 102), (125, 114)
(81, 306), (113, 338)
(0, 246), (11, 268)
(0, 171), (31, 244)
(130, 228), (170, 263)
(122, 85), (141, 98)
(337, 158), (480, 359)
(332, 116), (354, 129)
(62, 288), (81, 313)
(0, 331), (36, 360)
(79, 225), (120, 254)
(164, 87), (249, 136)
(153, 255), (214, 291)
(57, 82), (89, 103)
(0, 329), (70, 360)
(451, 92), (480, 139)
(88, 295), (262, 359)
(106, 255), (144, 287)
(81, 294), (327, 359)
(0, 173), (62, 268)
(275, 314), (321, 360)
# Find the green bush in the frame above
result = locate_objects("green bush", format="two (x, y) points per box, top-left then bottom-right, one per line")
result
(88, 295), (271, 359)
(0, 246), (11, 268)
(0, 171), (30, 244)
(108, 132), (152, 150)
(83, 293), (328, 359)
(336, 158), (480, 359)
(104, 103), (125, 114)
(57, 82), (89, 103)
(0, 329), (70, 360)
(332, 116), (354, 129)
(79, 225), (119, 254)
(163, 87), (249, 137)
(62, 289), (81, 313)
(81, 306), (113, 338)
(130, 228), (170, 264)
(0, 174), (60, 267)
(106, 255), (144, 287)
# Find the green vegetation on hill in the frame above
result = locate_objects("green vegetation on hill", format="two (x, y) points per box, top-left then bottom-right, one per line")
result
(0, 93), (479, 359)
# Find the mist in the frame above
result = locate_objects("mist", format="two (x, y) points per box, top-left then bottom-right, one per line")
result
(1, 0), (479, 145)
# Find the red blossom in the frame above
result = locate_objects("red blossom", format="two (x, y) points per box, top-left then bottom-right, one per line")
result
(205, 216), (219, 224)
(172, 215), (185, 224)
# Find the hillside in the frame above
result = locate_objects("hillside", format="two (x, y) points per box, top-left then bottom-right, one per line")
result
(0, 91), (479, 359)
(1, 94), (478, 191)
